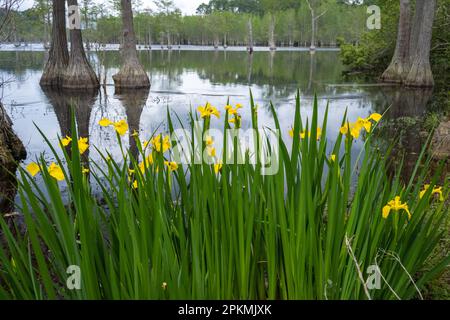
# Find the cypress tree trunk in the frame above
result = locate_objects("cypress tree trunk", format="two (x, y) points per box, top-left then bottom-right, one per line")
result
(167, 32), (172, 49)
(63, 0), (99, 90)
(405, 0), (436, 87)
(247, 18), (253, 53)
(214, 35), (219, 49)
(0, 103), (26, 214)
(268, 13), (276, 50)
(310, 8), (316, 50)
(113, 0), (150, 89)
(116, 88), (149, 163)
(40, 0), (69, 87)
(381, 0), (412, 83)
(409, 0), (425, 57)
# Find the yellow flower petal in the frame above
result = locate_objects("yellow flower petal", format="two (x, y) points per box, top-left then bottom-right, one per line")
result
(48, 162), (65, 181)
(26, 162), (41, 177)
(288, 129), (294, 138)
(113, 120), (129, 136)
(78, 137), (89, 155)
(205, 136), (214, 146)
(382, 205), (391, 219)
(214, 162), (223, 174)
(61, 136), (72, 147)
(99, 118), (113, 127)
(207, 146), (216, 157)
(369, 113), (382, 122)
(165, 161), (178, 171)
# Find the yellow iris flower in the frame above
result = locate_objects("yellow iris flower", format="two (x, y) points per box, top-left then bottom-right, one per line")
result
(206, 136), (214, 146)
(229, 115), (242, 128)
(60, 136), (72, 147)
(151, 134), (171, 153)
(26, 162), (41, 177)
(382, 196), (411, 220)
(139, 154), (154, 173)
(420, 184), (444, 201)
(131, 130), (139, 137)
(289, 127), (322, 140)
(113, 120), (129, 136)
(340, 113), (382, 139)
(99, 118), (113, 127)
(78, 137), (89, 155)
(48, 162), (65, 181)
(165, 161), (179, 171)
(198, 103), (220, 119)
(99, 118), (129, 136)
(214, 162), (223, 174)
(207, 146), (216, 157)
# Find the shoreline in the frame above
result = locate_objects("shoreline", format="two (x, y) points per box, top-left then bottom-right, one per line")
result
(0, 43), (341, 53)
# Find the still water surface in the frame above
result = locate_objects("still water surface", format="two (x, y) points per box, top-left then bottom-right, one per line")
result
(0, 49), (433, 201)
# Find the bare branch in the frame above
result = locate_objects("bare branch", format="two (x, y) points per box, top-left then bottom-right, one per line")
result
(345, 234), (372, 300)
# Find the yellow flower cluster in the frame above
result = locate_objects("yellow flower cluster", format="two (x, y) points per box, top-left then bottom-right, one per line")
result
(205, 136), (216, 157)
(289, 127), (322, 140)
(99, 118), (129, 136)
(382, 184), (444, 221)
(225, 104), (243, 128)
(197, 103), (220, 119)
(340, 113), (382, 139)
(145, 134), (171, 153)
(419, 184), (444, 201)
(26, 162), (65, 181)
(60, 136), (89, 155)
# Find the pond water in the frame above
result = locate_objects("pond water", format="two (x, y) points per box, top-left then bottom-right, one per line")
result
(0, 49), (434, 207)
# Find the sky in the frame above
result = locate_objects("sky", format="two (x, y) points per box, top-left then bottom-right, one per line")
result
(20, 0), (206, 15)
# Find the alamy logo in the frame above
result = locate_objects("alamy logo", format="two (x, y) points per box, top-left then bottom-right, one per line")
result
(66, 265), (81, 290)
(367, 5), (381, 30)
(68, 5), (81, 30)
(366, 265), (381, 290)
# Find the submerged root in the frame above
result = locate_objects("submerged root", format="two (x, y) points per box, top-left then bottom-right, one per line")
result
(113, 63), (150, 89)
(62, 58), (100, 90)
(405, 60), (434, 87)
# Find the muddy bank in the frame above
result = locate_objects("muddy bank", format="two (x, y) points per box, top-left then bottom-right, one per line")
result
(0, 103), (27, 213)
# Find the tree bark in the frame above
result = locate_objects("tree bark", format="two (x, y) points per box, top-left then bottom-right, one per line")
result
(40, 0), (69, 87)
(269, 13), (276, 50)
(113, 0), (150, 89)
(310, 7), (316, 50)
(380, 0), (412, 83)
(0, 103), (26, 213)
(405, 0), (436, 87)
(63, 0), (99, 90)
(409, 0), (425, 57)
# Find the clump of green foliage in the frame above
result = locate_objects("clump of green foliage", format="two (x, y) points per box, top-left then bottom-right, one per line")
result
(0, 94), (448, 300)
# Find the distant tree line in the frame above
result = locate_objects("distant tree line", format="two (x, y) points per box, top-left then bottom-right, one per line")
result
(5, 0), (367, 48)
